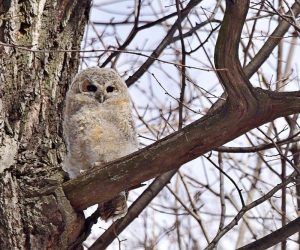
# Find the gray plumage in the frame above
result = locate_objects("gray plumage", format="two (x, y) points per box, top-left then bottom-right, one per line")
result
(63, 67), (138, 220)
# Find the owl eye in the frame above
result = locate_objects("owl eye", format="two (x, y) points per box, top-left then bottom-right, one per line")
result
(86, 85), (97, 92)
(81, 80), (97, 92)
(106, 86), (115, 93)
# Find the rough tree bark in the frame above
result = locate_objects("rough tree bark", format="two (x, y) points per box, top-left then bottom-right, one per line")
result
(0, 0), (91, 249)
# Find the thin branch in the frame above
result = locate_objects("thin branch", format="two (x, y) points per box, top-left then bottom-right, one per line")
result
(238, 216), (300, 250)
(176, 0), (187, 129)
(215, 133), (300, 153)
(166, 185), (209, 233)
(125, 0), (203, 86)
(243, 0), (300, 78)
(258, 128), (300, 174)
(205, 155), (245, 207)
(178, 172), (210, 243)
(0, 42), (220, 72)
(205, 171), (297, 250)
(217, 153), (226, 233)
(89, 170), (177, 250)
(100, 0), (142, 67)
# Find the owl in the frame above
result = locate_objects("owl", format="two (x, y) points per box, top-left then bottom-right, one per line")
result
(63, 67), (138, 220)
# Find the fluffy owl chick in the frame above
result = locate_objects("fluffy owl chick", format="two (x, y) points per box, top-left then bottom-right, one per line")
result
(63, 67), (138, 221)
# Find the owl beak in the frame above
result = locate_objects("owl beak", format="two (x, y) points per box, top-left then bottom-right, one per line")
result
(96, 93), (105, 103)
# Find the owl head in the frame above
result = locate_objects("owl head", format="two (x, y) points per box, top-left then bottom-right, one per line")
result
(65, 67), (130, 113)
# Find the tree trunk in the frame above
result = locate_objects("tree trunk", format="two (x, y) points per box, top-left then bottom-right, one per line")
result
(0, 0), (91, 248)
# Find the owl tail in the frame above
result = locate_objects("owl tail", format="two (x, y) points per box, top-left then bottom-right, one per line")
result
(98, 191), (128, 221)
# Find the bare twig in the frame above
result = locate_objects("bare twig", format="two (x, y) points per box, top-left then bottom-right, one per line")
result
(205, 171), (297, 250)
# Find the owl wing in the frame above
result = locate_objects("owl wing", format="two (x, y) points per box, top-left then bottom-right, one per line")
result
(98, 191), (128, 221)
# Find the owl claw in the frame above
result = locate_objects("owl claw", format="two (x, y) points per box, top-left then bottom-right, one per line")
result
(98, 191), (128, 221)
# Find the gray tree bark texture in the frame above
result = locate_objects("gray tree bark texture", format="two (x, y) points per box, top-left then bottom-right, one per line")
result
(0, 0), (91, 249)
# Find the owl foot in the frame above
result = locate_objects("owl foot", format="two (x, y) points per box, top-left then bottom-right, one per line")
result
(98, 191), (128, 221)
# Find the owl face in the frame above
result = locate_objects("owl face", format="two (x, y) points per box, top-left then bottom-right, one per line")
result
(78, 77), (120, 103)
(69, 67), (129, 105)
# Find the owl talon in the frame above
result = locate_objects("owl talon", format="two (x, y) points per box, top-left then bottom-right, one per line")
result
(98, 191), (128, 221)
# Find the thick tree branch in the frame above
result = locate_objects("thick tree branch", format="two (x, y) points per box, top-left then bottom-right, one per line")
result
(214, 0), (255, 104)
(62, 90), (300, 211)
(62, 0), (300, 212)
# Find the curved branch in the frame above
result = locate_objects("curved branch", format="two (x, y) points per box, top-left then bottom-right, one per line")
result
(214, 0), (255, 104)
(212, 0), (300, 111)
